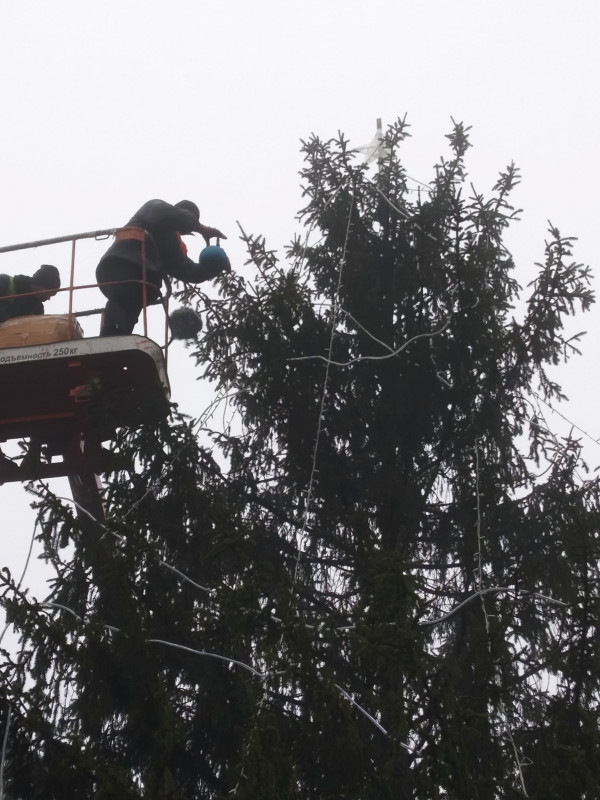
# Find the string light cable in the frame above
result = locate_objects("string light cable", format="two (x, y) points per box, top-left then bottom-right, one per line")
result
(0, 518), (39, 647)
(230, 181), (359, 795)
(0, 704), (11, 800)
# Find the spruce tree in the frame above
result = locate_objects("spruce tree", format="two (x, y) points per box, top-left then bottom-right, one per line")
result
(1, 118), (599, 799)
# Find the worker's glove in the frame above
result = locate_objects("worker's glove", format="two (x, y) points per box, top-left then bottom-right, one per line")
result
(198, 224), (227, 247)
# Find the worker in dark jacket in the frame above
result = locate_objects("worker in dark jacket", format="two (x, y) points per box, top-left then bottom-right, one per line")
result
(0, 264), (61, 482)
(0, 264), (61, 323)
(96, 199), (228, 336)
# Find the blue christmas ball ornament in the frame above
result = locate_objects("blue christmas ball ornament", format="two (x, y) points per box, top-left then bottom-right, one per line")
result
(199, 245), (231, 273)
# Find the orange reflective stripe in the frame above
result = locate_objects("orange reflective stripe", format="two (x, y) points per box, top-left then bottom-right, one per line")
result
(115, 226), (147, 243)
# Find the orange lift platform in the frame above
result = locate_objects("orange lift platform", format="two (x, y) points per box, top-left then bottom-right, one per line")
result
(0, 228), (172, 522)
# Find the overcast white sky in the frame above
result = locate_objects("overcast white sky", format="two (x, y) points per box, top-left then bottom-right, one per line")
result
(1, 1), (599, 608)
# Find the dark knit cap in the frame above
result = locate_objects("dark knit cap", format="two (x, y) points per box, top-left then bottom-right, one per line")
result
(174, 200), (203, 234)
(174, 200), (200, 221)
(32, 264), (61, 289)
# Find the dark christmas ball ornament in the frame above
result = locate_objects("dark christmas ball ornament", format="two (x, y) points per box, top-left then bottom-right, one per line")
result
(199, 245), (231, 273)
(168, 307), (203, 340)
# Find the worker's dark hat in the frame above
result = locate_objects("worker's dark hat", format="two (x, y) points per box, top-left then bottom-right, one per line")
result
(174, 200), (202, 233)
(32, 264), (61, 289)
